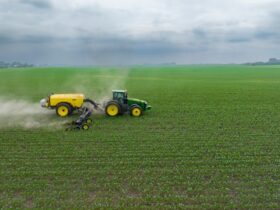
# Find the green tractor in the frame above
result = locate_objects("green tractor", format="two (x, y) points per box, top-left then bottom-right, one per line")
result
(105, 90), (151, 117)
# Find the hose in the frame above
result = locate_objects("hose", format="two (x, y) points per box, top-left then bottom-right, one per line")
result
(83, 98), (99, 109)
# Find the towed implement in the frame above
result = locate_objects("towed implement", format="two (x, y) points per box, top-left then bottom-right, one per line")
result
(65, 107), (93, 131)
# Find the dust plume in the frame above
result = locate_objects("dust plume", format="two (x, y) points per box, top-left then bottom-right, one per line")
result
(0, 98), (66, 129)
(62, 67), (130, 111)
(0, 67), (131, 129)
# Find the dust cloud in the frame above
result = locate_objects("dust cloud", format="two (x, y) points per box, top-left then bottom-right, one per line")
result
(0, 68), (130, 129)
(62, 68), (130, 110)
(0, 98), (65, 129)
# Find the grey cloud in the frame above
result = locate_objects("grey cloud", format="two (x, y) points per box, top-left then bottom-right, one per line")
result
(0, 32), (207, 65)
(254, 31), (278, 40)
(21, 35), (55, 44)
(227, 36), (252, 43)
(192, 29), (207, 39)
(0, 35), (14, 44)
(0, 34), (55, 44)
(248, 8), (280, 43)
(20, 0), (52, 9)
(0, 0), (280, 65)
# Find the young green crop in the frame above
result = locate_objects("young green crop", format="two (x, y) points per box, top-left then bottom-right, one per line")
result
(0, 65), (280, 209)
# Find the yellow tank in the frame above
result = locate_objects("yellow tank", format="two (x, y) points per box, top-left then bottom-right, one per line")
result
(49, 94), (85, 108)
(40, 93), (85, 117)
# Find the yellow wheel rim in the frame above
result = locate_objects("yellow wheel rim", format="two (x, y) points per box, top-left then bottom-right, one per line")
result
(106, 104), (119, 116)
(132, 107), (141, 117)
(83, 124), (89, 130)
(57, 106), (69, 117)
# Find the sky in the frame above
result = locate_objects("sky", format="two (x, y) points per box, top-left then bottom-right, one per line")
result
(0, 0), (279, 65)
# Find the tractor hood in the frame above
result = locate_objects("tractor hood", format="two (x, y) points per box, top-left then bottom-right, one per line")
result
(128, 98), (152, 110)
(128, 98), (146, 103)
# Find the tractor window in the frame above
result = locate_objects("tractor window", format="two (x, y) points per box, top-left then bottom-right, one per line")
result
(113, 92), (124, 100)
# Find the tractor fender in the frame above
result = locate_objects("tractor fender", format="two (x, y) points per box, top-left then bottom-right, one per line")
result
(129, 104), (143, 110)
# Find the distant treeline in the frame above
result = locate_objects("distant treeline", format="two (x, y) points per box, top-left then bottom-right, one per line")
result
(245, 58), (280, 65)
(0, 61), (34, 68)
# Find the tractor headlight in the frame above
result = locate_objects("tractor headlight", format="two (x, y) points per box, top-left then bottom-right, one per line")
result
(40, 98), (48, 107)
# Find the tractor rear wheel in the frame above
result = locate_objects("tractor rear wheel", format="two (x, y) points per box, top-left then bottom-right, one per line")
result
(56, 103), (72, 117)
(105, 101), (120, 117)
(130, 105), (142, 117)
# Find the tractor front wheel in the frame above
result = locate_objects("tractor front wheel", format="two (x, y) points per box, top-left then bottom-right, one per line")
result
(105, 102), (120, 117)
(130, 105), (142, 117)
(56, 103), (72, 117)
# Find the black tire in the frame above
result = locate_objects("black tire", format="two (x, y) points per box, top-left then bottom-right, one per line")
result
(105, 101), (121, 117)
(130, 105), (142, 117)
(56, 103), (73, 117)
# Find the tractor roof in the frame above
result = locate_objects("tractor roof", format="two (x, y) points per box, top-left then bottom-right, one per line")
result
(112, 89), (127, 93)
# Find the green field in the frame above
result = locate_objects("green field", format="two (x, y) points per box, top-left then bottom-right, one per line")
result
(0, 65), (280, 209)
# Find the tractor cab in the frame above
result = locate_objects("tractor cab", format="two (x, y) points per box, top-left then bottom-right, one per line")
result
(112, 90), (128, 104)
